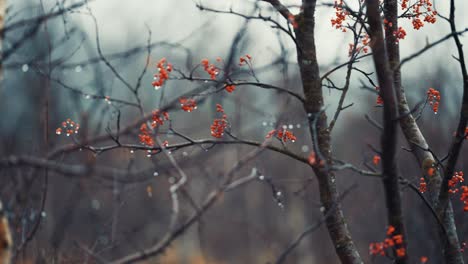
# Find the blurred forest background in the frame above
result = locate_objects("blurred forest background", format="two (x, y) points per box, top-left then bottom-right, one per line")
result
(0, 0), (468, 263)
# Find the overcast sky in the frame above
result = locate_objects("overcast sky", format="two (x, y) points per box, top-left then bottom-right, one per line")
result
(81, 0), (468, 67)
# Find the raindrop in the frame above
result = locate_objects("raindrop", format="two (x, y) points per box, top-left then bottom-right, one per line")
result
(130, 149), (134, 154)
(91, 199), (100, 210)
(259, 175), (265, 180)
(182, 151), (188, 156)
(301, 145), (309, 153)
(276, 191), (282, 197)
(29, 211), (36, 221)
(85, 94), (91, 99)
(296, 124), (301, 128)
(41, 211), (47, 218)
(153, 171), (159, 177)
(262, 121), (267, 126)
(288, 124), (293, 129)
(99, 236), (109, 245)
(75, 65), (82, 73)
(22, 64), (29, 72)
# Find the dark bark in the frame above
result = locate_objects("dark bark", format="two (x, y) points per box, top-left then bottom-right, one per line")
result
(367, 0), (407, 262)
(293, 1), (363, 263)
(437, 0), (468, 262)
(383, 0), (463, 262)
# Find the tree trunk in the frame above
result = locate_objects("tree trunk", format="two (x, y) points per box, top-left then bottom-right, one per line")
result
(294, 1), (363, 263)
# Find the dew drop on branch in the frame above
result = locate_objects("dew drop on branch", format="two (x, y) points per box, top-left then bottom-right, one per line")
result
(91, 199), (100, 210)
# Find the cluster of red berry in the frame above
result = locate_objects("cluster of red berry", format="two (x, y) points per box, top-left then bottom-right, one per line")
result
(419, 177), (427, 193)
(201, 59), (219, 80)
(210, 104), (228, 138)
(331, 0), (349, 32)
(308, 152), (326, 167)
(394, 27), (407, 41)
(179, 97), (197, 112)
(225, 84), (235, 93)
(405, 0), (437, 30)
(373, 155), (381, 165)
(151, 110), (169, 128)
(375, 86), (384, 105)
(139, 123), (154, 147)
(369, 226), (406, 258)
(56, 118), (80, 136)
(427, 87), (440, 114)
(265, 129), (297, 143)
(287, 14), (298, 29)
(238, 54), (252, 66)
(446, 171), (468, 211)
(351, 34), (371, 56)
(152, 58), (173, 89)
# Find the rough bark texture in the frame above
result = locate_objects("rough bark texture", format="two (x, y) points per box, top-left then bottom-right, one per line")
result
(294, 1), (363, 263)
(367, 0), (408, 263)
(398, 93), (463, 263)
(383, 0), (463, 262)
(438, 0), (468, 209)
(437, 0), (468, 262)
